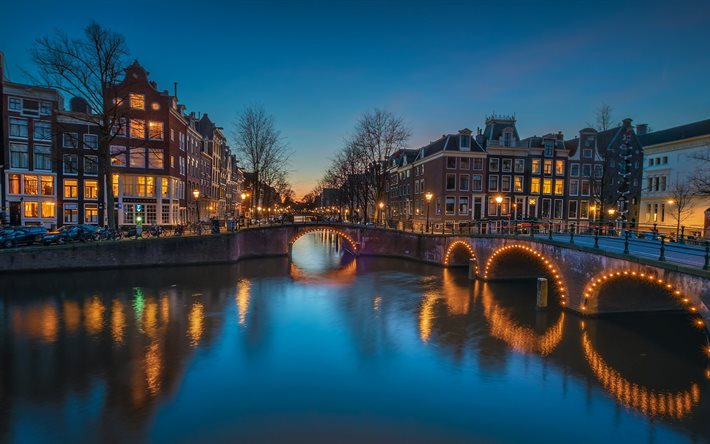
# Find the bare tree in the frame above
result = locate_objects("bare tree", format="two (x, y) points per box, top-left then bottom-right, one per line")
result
(690, 149), (710, 195)
(233, 106), (291, 213)
(31, 21), (129, 228)
(667, 177), (696, 239)
(347, 109), (410, 221)
(589, 103), (615, 131)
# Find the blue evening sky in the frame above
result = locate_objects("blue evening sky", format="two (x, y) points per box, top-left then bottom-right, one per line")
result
(1, 0), (709, 196)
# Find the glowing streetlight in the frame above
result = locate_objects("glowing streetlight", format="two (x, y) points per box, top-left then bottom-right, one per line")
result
(425, 192), (433, 233)
(495, 195), (503, 233)
(193, 189), (200, 222)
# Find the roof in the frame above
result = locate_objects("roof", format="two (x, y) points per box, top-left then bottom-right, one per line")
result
(638, 118), (710, 147)
(415, 131), (485, 160)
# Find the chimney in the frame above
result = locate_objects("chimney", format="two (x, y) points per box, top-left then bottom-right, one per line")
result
(635, 123), (648, 135)
(174, 82), (178, 99)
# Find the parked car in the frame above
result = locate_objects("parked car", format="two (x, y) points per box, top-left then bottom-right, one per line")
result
(0, 228), (47, 248)
(43, 225), (99, 245)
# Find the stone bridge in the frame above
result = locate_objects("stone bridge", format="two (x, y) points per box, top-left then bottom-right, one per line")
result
(248, 223), (710, 329)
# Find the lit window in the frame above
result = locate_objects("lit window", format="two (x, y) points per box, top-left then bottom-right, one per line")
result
(148, 121), (163, 140)
(64, 179), (79, 198)
(543, 160), (553, 175)
(554, 179), (564, 195)
(85, 180), (99, 199)
(40, 176), (54, 195)
(24, 202), (39, 218)
(130, 119), (145, 138)
(41, 202), (55, 218)
(9, 174), (21, 194)
(85, 204), (98, 224)
(110, 146), (127, 167)
(530, 177), (541, 194)
(555, 160), (565, 175)
(129, 94), (145, 110)
(24, 175), (39, 195)
(514, 176), (524, 193)
(130, 147), (146, 168)
(151, 102), (160, 111)
(542, 178), (552, 194)
(64, 203), (78, 224)
(148, 148), (164, 169)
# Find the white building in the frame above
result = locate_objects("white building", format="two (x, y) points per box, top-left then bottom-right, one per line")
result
(638, 119), (710, 239)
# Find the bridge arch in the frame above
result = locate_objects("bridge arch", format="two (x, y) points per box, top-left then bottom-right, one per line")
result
(582, 270), (706, 327)
(289, 226), (358, 254)
(443, 240), (478, 270)
(482, 244), (567, 306)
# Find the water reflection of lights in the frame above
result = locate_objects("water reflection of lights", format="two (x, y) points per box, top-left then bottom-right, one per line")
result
(11, 303), (59, 343)
(481, 291), (565, 356)
(289, 258), (357, 285)
(419, 270), (472, 343)
(482, 244), (567, 307)
(84, 297), (105, 335)
(188, 301), (204, 347)
(145, 341), (162, 395)
(419, 293), (436, 343)
(290, 228), (358, 253)
(63, 301), (81, 333)
(581, 331), (700, 419)
(236, 279), (251, 326)
(582, 270), (705, 327)
(443, 240), (478, 272)
(111, 299), (126, 345)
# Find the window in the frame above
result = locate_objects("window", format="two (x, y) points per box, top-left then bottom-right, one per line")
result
(503, 132), (512, 147)
(445, 196), (455, 215)
(21, 100), (39, 117)
(83, 134), (98, 150)
(112, 175), (119, 197)
(542, 178), (552, 195)
(568, 200), (578, 219)
(541, 199), (551, 218)
(582, 164), (592, 177)
(514, 158), (525, 173)
(9, 97), (21, 111)
(130, 119), (145, 138)
(24, 176), (39, 195)
(447, 157), (457, 169)
(660, 176), (667, 191)
(123, 204), (134, 224)
(84, 180), (99, 199)
(514, 176), (524, 193)
(64, 203), (78, 224)
(64, 179), (79, 198)
(63, 132), (78, 148)
(85, 156), (98, 176)
(33, 121), (52, 141)
(653, 177), (659, 191)
(553, 200), (563, 219)
(501, 158), (512, 172)
(554, 179), (564, 195)
(9, 174), (21, 194)
(648, 158), (653, 167)
(148, 121), (164, 140)
(488, 175), (499, 192)
(579, 201), (589, 219)
(41, 202), (55, 218)
(111, 118), (127, 137)
(501, 175), (511, 192)
(662, 156), (668, 164)
(34, 145), (52, 170)
(40, 101), (52, 115)
(129, 93), (145, 110)
(10, 143), (29, 168)
(130, 147), (146, 168)
(531, 159), (541, 174)
(489, 158), (499, 172)
(543, 159), (553, 175)
(531, 177), (541, 194)
(594, 164), (603, 178)
(24, 202), (39, 218)
(446, 173), (456, 191)
(162, 205), (170, 224)
(583, 149), (593, 158)
(145, 204), (157, 224)
(581, 180), (590, 196)
(161, 177), (169, 198)
(40, 176), (54, 195)
(63, 154), (79, 175)
(460, 158), (470, 170)
(85, 204), (99, 224)
(473, 158), (483, 170)
(123, 175), (156, 197)
(555, 160), (565, 176)
(570, 163), (580, 177)
(460, 135), (470, 149)
(487, 197), (499, 216)
(148, 148), (164, 169)
(9, 118), (28, 138)
(459, 174), (469, 191)
(544, 141), (554, 157)
(472, 174), (482, 191)
(111, 146), (127, 167)
(569, 179), (579, 196)
(458, 196), (469, 215)
(171, 128), (175, 141)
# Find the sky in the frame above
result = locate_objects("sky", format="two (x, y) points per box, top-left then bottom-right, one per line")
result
(1, 0), (709, 197)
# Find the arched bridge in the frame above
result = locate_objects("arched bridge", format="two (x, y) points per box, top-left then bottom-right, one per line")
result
(237, 223), (710, 329)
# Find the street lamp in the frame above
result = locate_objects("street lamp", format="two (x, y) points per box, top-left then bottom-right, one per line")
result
(425, 192), (433, 233)
(667, 199), (681, 240)
(495, 195), (503, 233)
(378, 201), (385, 227)
(193, 189), (200, 223)
(608, 208), (617, 236)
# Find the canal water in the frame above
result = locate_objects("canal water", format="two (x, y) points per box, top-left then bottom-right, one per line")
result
(0, 232), (708, 444)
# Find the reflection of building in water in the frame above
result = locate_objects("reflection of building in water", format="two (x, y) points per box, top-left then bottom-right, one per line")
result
(582, 331), (700, 419)
(236, 279), (251, 326)
(188, 301), (205, 347)
(418, 270), (473, 343)
(288, 257), (357, 286)
(481, 290), (564, 356)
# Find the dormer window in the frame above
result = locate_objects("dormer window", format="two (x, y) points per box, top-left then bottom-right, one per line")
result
(460, 135), (471, 150)
(544, 140), (554, 157)
(129, 93), (145, 110)
(503, 132), (512, 147)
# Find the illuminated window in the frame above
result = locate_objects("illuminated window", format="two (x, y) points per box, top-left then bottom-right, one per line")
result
(41, 202), (55, 218)
(531, 159), (540, 174)
(148, 121), (163, 140)
(543, 159), (553, 175)
(24, 175), (39, 195)
(514, 176), (524, 193)
(129, 94), (145, 110)
(161, 177), (169, 198)
(111, 145), (127, 167)
(542, 178), (552, 195)
(9, 174), (21, 194)
(148, 148), (164, 169)
(64, 179), (79, 198)
(85, 204), (98, 224)
(530, 177), (541, 194)
(112, 175), (119, 196)
(24, 201), (39, 218)
(64, 203), (78, 223)
(554, 179), (564, 195)
(130, 147), (146, 168)
(41, 176), (54, 195)
(555, 160), (565, 175)
(151, 102), (160, 110)
(130, 119), (145, 138)
(85, 180), (99, 199)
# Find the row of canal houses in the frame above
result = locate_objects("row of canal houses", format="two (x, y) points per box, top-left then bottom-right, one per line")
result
(1, 53), (243, 228)
(385, 115), (646, 232)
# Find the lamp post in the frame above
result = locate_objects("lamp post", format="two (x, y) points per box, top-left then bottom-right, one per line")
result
(607, 208), (616, 236)
(425, 192), (433, 233)
(193, 189), (200, 223)
(495, 195), (503, 234)
(668, 199), (681, 241)
(378, 201), (385, 227)
(528, 198), (536, 235)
